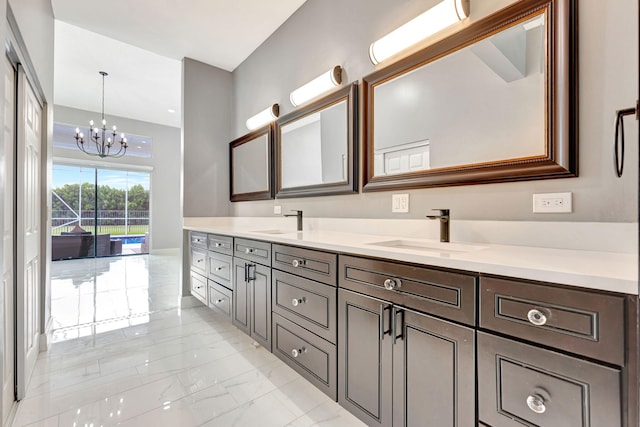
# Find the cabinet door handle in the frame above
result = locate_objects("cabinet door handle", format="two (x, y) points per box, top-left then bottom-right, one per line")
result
(247, 264), (256, 281)
(526, 394), (546, 414)
(291, 347), (306, 358)
(291, 259), (305, 268)
(527, 309), (548, 326)
(291, 297), (306, 307)
(392, 306), (404, 344)
(383, 278), (402, 291)
(244, 264), (248, 282)
(380, 304), (392, 341)
(213, 298), (224, 304)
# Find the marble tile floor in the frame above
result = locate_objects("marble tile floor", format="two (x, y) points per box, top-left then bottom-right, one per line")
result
(13, 251), (364, 427)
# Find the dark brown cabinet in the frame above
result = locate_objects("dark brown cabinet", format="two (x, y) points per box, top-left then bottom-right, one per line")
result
(478, 332), (622, 427)
(189, 231), (208, 305)
(270, 244), (338, 399)
(338, 288), (475, 427)
(233, 257), (272, 350)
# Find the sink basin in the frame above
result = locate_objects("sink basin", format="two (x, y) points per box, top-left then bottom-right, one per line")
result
(251, 229), (293, 235)
(367, 239), (486, 254)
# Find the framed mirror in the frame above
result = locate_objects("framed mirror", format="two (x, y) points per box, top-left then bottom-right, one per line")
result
(363, 0), (577, 191)
(229, 124), (274, 201)
(275, 83), (358, 198)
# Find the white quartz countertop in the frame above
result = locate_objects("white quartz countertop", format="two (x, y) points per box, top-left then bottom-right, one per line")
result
(184, 223), (638, 295)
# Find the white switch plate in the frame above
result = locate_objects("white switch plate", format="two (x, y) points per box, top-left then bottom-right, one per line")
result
(273, 205), (282, 215)
(533, 192), (572, 213)
(392, 194), (409, 213)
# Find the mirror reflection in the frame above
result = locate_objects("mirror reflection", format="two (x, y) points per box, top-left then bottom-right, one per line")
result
(280, 101), (347, 189)
(373, 12), (546, 177)
(230, 130), (272, 201)
(276, 83), (357, 198)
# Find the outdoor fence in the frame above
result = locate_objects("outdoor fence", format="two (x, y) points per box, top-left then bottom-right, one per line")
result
(52, 210), (149, 236)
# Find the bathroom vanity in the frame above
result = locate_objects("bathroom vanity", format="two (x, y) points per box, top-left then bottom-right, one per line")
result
(183, 220), (638, 427)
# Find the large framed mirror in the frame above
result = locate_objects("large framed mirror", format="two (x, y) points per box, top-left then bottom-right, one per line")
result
(229, 124), (274, 201)
(275, 83), (358, 198)
(363, 0), (577, 191)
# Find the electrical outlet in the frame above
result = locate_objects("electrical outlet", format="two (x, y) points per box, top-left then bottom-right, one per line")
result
(533, 192), (572, 213)
(273, 205), (282, 215)
(392, 194), (409, 213)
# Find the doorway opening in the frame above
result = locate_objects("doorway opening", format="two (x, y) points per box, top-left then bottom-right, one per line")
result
(51, 164), (150, 260)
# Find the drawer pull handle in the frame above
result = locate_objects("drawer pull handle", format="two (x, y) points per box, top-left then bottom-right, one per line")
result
(245, 248), (254, 254)
(383, 278), (402, 291)
(213, 298), (224, 304)
(215, 267), (224, 271)
(291, 347), (306, 358)
(291, 259), (305, 268)
(526, 394), (546, 414)
(215, 242), (223, 247)
(292, 297), (306, 307)
(196, 259), (203, 263)
(527, 309), (548, 326)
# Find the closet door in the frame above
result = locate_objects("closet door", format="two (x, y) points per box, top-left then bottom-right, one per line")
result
(2, 55), (16, 421)
(16, 65), (42, 399)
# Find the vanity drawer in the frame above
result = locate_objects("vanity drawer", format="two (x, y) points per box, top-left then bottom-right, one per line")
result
(190, 231), (207, 249)
(272, 270), (337, 343)
(190, 270), (207, 304)
(272, 244), (337, 286)
(190, 247), (207, 276)
(207, 252), (232, 287)
(478, 332), (621, 427)
(272, 313), (337, 400)
(208, 280), (232, 319)
(234, 238), (271, 266)
(207, 233), (233, 255)
(339, 255), (477, 326)
(480, 276), (625, 366)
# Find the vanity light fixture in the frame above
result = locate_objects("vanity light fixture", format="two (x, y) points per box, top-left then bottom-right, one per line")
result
(290, 66), (342, 107)
(245, 104), (280, 130)
(369, 0), (470, 65)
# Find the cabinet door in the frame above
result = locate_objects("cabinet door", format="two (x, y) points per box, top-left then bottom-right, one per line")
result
(338, 289), (392, 427)
(249, 263), (272, 350)
(478, 332), (622, 427)
(393, 307), (475, 427)
(232, 259), (250, 335)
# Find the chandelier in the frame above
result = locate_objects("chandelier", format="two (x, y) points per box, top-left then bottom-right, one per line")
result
(74, 71), (128, 158)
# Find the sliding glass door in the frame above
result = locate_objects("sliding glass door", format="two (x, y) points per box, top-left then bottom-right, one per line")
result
(52, 164), (150, 260)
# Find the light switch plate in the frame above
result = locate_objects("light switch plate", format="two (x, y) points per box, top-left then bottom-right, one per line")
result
(533, 192), (572, 213)
(392, 194), (409, 213)
(273, 205), (282, 215)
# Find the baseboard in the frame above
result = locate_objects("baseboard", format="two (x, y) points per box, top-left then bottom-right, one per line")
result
(38, 316), (54, 352)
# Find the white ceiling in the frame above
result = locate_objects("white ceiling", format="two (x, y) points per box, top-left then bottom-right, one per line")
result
(52, 0), (307, 128)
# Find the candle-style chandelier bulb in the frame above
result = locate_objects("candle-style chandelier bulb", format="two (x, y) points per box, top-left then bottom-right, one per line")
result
(74, 71), (128, 158)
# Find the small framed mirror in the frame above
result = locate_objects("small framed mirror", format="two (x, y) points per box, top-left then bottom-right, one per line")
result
(275, 83), (358, 198)
(229, 124), (273, 201)
(363, 0), (577, 191)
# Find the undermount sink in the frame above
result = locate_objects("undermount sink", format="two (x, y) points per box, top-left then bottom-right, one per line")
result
(251, 229), (293, 235)
(367, 239), (486, 254)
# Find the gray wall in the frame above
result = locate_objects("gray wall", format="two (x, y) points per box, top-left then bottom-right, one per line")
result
(183, 58), (233, 217)
(229, 0), (638, 223)
(53, 105), (182, 250)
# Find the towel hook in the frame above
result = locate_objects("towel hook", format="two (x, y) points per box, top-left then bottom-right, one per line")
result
(614, 101), (639, 177)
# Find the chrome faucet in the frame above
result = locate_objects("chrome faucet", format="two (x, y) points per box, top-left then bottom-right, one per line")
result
(426, 209), (450, 242)
(284, 210), (303, 231)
